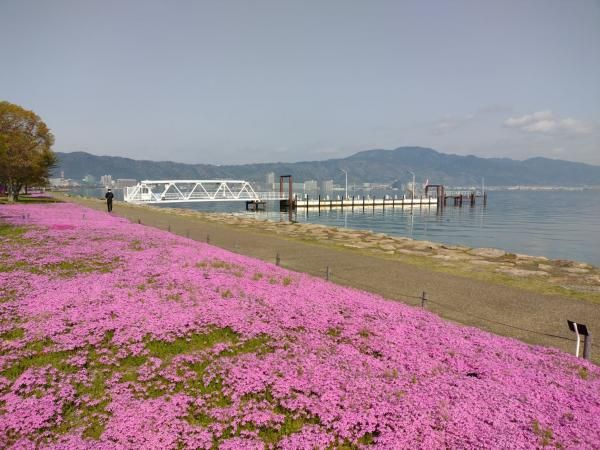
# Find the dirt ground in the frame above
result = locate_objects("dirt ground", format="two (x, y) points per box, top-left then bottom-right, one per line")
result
(55, 194), (598, 364)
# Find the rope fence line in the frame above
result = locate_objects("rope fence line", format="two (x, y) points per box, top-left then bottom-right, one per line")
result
(141, 216), (581, 347)
(331, 271), (424, 301)
(424, 298), (575, 342)
(278, 254), (579, 344)
(269, 252), (579, 344)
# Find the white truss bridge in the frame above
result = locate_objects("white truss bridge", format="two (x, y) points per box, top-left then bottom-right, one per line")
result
(124, 180), (288, 204)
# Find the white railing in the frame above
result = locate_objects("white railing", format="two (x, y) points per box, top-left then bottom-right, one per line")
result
(124, 180), (288, 204)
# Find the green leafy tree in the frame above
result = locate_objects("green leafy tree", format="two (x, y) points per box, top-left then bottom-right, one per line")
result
(0, 101), (56, 201)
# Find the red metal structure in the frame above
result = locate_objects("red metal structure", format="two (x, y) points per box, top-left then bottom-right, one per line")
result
(279, 175), (294, 220)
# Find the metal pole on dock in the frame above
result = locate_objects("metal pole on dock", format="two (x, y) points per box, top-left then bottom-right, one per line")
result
(326, 266), (330, 281)
(279, 176), (283, 200)
(289, 177), (293, 222)
(276, 252), (280, 266)
(421, 291), (427, 308)
(293, 193), (298, 218)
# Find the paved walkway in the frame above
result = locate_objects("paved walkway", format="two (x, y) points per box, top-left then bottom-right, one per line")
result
(59, 195), (598, 363)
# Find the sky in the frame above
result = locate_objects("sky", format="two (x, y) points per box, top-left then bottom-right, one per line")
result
(1, 0), (599, 165)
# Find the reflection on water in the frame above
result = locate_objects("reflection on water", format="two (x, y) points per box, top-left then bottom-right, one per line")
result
(70, 188), (600, 265)
(283, 191), (600, 265)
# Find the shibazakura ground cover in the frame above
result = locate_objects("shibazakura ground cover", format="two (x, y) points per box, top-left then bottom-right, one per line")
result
(0, 204), (599, 449)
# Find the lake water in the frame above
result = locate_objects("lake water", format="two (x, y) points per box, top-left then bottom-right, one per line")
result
(75, 188), (600, 265)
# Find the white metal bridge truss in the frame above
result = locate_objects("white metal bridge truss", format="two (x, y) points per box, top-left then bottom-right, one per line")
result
(124, 180), (287, 204)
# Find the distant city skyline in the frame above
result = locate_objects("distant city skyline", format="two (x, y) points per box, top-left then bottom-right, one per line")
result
(1, 0), (599, 165)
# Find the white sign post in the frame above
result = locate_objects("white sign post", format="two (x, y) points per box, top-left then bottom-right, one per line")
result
(567, 320), (592, 360)
(574, 322), (581, 357)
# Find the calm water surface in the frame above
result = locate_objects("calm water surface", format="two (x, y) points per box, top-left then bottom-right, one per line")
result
(77, 189), (600, 265)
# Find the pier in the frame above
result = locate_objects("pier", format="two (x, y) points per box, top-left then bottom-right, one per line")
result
(441, 190), (487, 207)
(425, 184), (487, 208)
(123, 178), (487, 213)
(294, 195), (438, 210)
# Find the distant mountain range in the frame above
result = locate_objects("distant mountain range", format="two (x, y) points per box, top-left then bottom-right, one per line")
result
(54, 147), (600, 187)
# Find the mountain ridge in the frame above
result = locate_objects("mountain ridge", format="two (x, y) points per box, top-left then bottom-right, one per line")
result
(54, 147), (600, 186)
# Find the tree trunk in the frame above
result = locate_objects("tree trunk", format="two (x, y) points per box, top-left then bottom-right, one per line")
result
(8, 183), (21, 202)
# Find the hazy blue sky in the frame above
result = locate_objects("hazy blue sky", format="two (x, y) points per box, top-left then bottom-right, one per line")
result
(1, 0), (599, 165)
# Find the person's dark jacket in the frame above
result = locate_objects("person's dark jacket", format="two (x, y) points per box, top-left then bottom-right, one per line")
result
(105, 192), (114, 201)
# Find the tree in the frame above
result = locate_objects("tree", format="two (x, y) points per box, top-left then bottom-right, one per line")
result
(0, 101), (56, 201)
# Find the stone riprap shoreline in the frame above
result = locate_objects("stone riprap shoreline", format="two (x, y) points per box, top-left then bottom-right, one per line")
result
(154, 205), (600, 303)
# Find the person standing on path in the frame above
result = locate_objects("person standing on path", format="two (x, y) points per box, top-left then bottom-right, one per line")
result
(105, 189), (114, 212)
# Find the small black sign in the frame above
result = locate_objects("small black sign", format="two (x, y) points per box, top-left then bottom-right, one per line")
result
(567, 320), (589, 336)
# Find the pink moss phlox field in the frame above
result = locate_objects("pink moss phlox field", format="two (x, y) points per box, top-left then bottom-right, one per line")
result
(1, 203), (599, 449)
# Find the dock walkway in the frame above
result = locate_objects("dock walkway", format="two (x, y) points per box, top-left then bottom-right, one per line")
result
(295, 196), (437, 209)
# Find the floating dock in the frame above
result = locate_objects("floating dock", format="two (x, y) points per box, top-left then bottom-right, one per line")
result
(249, 190), (488, 212)
(292, 196), (438, 209)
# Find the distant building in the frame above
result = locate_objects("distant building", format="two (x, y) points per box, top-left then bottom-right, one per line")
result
(49, 177), (78, 188)
(82, 174), (96, 184)
(304, 180), (318, 196)
(265, 172), (276, 190)
(114, 179), (138, 189)
(49, 178), (66, 187)
(292, 182), (304, 195)
(321, 180), (334, 196)
(100, 175), (113, 187)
